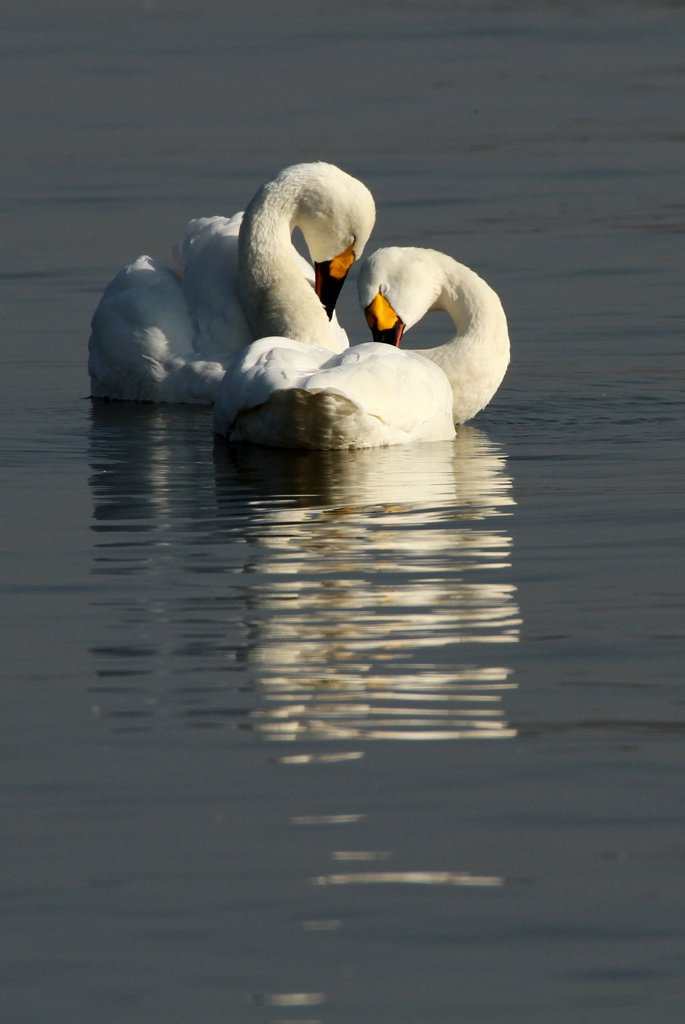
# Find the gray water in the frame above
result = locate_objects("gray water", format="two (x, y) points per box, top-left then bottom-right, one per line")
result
(2, 2), (684, 1021)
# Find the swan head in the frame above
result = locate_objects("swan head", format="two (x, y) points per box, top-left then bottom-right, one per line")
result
(358, 247), (443, 345)
(239, 163), (375, 339)
(283, 163), (376, 318)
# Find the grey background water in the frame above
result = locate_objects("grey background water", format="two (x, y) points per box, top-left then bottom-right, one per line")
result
(2, 1), (684, 1021)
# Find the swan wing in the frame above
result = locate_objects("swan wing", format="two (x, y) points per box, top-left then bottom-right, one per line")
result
(305, 344), (455, 446)
(173, 214), (254, 360)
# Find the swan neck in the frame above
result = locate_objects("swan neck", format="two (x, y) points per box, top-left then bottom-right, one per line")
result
(435, 259), (490, 335)
(420, 257), (510, 423)
(239, 180), (300, 287)
(238, 179), (332, 346)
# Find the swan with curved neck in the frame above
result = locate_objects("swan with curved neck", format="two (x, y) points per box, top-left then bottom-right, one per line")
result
(238, 162), (374, 349)
(213, 245), (508, 449)
(88, 162), (375, 404)
(359, 246), (509, 423)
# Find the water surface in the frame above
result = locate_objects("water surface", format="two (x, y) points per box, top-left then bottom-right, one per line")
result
(2, 2), (684, 1022)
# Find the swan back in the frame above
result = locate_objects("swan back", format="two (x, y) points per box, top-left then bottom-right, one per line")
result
(359, 246), (510, 423)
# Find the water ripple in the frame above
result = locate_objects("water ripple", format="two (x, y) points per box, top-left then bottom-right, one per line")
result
(88, 412), (520, 743)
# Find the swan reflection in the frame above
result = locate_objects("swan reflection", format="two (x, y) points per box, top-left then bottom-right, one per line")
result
(88, 405), (520, 743)
(214, 430), (520, 743)
(312, 870), (504, 888)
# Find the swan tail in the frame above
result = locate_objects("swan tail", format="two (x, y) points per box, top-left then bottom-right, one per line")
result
(218, 387), (390, 450)
(89, 336), (224, 405)
(158, 361), (227, 404)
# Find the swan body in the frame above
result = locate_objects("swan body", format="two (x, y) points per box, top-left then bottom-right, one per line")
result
(358, 247), (510, 423)
(88, 163), (375, 404)
(213, 336), (455, 450)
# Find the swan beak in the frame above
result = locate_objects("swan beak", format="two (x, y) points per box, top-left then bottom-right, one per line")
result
(364, 292), (405, 347)
(315, 244), (356, 319)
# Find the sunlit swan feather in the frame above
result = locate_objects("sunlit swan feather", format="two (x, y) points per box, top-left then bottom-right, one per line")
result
(213, 336), (455, 448)
(88, 162), (375, 403)
(359, 246), (510, 424)
(213, 246), (508, 449)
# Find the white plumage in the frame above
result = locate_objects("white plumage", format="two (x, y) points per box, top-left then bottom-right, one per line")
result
(358, 247), (510, 425)
(88, 163), (375, 403)
(213, 246), (509, 449)
(213, 337), (455, 449)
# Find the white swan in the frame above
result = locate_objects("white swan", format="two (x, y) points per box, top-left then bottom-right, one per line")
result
(87, 162), (375, 404)
(359, 246), (510, 424)
(212, 246), (509, 450)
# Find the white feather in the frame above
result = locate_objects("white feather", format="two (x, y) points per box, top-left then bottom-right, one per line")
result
(213, 337), (455, 449)
(213, 246), (509, 449)
(358, 247), (510, 424)
(88, 162), (375, 404)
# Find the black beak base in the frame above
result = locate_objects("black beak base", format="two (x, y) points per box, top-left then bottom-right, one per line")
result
(371, 321), (405, 347)
(315, 261), (347, 320)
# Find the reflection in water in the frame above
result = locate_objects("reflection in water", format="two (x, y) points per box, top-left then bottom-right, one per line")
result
(276, 751), (365, 765)
(291, 815), (365, 826)
(252, 991), (326, 1008)
(214, 433), (520, 744)
(87, 403), (521, 1015)
(312, 870), (504, 888)
(88, 405), (520, 744)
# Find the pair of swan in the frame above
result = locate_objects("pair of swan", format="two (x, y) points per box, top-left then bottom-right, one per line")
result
(89, 162), (509, 448)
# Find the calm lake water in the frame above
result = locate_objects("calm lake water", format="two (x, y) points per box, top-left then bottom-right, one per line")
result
(3, 2), (684, 1022)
